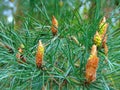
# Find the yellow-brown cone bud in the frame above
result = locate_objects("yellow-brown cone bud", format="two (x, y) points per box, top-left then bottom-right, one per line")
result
(51, 16), (58, 36)
(36, 40), (44, 68)
(99, 17), (108, 55)
(85, 45), (99, 83)
(94, 31), (102, 46)
(99, 17), (108, 36)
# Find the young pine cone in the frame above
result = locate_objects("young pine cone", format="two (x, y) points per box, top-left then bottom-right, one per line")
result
(85, 45), (99, 83)
(51, 16), (58, 36)
(36, 40), (44, 68)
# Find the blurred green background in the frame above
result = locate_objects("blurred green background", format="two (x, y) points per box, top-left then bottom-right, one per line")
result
(0, 0), (119, 26)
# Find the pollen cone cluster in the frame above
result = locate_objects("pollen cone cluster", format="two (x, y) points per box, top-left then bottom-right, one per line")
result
(51, 16), (58, 36)
(94, 17), (108, 55)
(99, 17), (108, 36)
(36, 40), (44, 68)
(85, 45), (99, 83)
